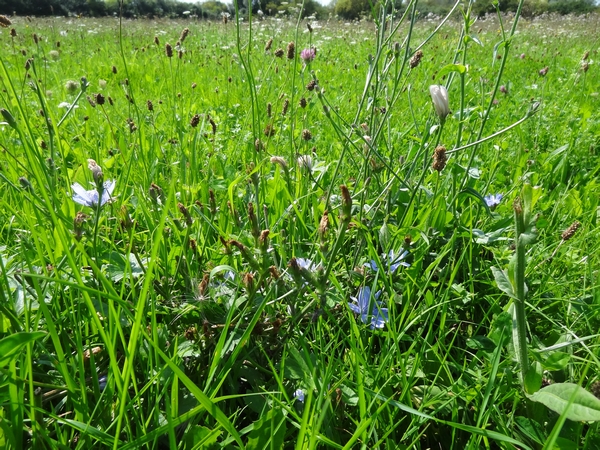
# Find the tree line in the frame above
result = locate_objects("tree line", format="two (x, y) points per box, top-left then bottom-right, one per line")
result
(0, 0), (595, 20)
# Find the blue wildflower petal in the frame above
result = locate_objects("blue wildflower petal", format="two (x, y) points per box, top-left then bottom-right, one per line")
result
(293, 389), (305, 402)
(484, 193), (503, 208)
(388, 249), (410, 272)
(364, 260), (379, 271)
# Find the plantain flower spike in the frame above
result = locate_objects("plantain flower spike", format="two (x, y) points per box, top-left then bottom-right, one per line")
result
(429, 85), (450, 123)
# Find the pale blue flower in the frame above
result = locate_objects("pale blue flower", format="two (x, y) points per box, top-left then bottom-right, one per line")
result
(294, 389), (305, 402)
(71, 180), (116, 207)
(296, 257), (316, 271)
(349, 286), (388, 329)
(484, 193), (503, 209)
(366, 249), (410, 273)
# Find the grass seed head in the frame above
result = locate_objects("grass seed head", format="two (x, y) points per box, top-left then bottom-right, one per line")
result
(265, 38), (273, 51)
(409, 50), (423, 69)
(165, 43), (173, 58)
(179, 27), (190, 43)
(274, 48), (284, 58)
(190, 113), (200, 128)
(0, 15), (12, 27)
(432, 145), (447, 172)
(561, 221), (581, 241)
(287, 41), (295, 59)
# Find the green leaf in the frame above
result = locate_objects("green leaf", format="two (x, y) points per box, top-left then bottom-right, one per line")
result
(528, 383), (600, 421)
(524, 361), (542, 394)
(466, 34), (483, 46)
(514, 416), (546, 445)
(246, 407), (286, 450)
(542, 352), (571, 371)
(466, 336), (497, 352)
(184, 425), (221, 449)
(491, 266), (517, 300)
(489, 312), (511, 347)
(379, 222), (390, 249)
(435, 63), (467, 80)
(0, 332), (45, 367)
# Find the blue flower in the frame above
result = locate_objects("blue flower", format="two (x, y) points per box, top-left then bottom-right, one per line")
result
(294, 389), (305, 402)
(484, 193), (503, 210)
(71, 180), (116, 207)
(349, 286), (388, 329)
(296, 257), (316, 271)
(366, 249), (410, 273)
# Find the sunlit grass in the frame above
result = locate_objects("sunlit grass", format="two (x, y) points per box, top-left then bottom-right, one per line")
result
(1, 6), (600, 449)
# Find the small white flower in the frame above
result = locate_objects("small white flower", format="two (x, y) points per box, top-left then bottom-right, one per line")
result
(58, 102), (78, 109)
(71, 180), (116, 207)
(429, 85), (451, 122)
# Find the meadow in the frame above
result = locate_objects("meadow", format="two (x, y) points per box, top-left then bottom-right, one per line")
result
(1, 4), (600, 448)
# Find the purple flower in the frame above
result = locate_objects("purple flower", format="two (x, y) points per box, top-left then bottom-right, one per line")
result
(349, 286), (388, 329)
(484, 193), (503, 210)
(366, 249), (410, 273)
(71, 180), (116, 207)
(300, 48), (316, 63)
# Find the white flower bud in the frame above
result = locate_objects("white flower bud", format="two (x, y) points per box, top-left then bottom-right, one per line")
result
(429, 85), (450, 122)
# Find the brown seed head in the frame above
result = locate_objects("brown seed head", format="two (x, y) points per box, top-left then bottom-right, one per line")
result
(179, 27), (190, 43)
(33, 33), (39, 44)
(340, 185), (352, 220)
(299, 97), (307, 108)
(270, 156), (288, 171)
(165, 43), (173, 58)
(264, 124), (276, 137)
(146, 100), (153, 111)
(178, 202), (193, 226)
(112, 65), (117, 74)
(10, 28), (17, 37)
(190, 113), (200, 128)
(267, 102), (272, 117)
(265, 38), (273, 51)
(95, 93), (105, 105)
(286, 42), (295, 60)
(0, 15), (12, 27)
(318, 210), (329, 237)
(301, 129), (312, 141)
(561, 221), (581, 241)
(281, 99), (289, 116)
(306, 79), (317, 91)
(209, 118), (216, 134)
(254, 138), (263, 152)
(154, 35), (160, 46)
(409, 50), (423, 69)
(274, 48), (284, 58)
(432, 145), (447, 172)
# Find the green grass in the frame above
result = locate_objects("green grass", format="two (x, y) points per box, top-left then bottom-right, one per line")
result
(1, 4), (600, 449)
